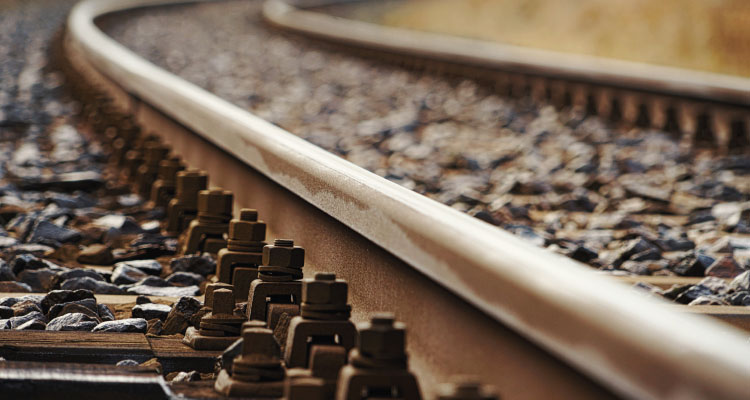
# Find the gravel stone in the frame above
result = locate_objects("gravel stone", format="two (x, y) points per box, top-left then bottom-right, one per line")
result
(46, 312), (98, 331)
(111, 264), (149, 285)
(169, 253), (216, 276)
(92, 318), (148, 333)
(98, 304), (115, 322)
(60, 277), (126, 295)
(165, 271), (205, 287)
(114, 259), (162, 276)
(41, 289), (95, 314)
(132, 303), (171, 321)
(126, 285), (200, 297)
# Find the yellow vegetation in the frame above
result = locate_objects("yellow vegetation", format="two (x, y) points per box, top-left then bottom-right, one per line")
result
(381, 0), (750, 76)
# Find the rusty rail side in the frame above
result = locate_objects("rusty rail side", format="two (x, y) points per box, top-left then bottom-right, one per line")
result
(67, 1), (750, 399)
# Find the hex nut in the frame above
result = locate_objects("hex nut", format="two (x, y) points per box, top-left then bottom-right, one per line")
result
(239, 209), (258, 222)
(197, 188), (233, 215)
(205, 282), (233, 306)
(176, 169), (208, 200)
(158, 157), (184, 181)
(241, 327), (279, 358)
(144, 143), (169, 165)
(302, 273), (347, 305)
(262, 244), (304, 268)
(358, 313), (406, 360)
(230, 220), (266, 241)
(212, 288), (234, 315)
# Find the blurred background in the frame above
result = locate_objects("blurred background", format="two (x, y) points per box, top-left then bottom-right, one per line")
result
(332, 0), (750, 77)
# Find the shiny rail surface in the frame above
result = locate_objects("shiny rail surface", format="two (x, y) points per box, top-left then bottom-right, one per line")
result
(65, 0), (750, 399)
(263, 0), (750, 152)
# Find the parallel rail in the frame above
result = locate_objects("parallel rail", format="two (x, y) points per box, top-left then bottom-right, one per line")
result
(263, 0), (750, 151)
(63, 0), (750, 399)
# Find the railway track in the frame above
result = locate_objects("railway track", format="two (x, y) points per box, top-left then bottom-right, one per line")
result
(0, 0), (748, 399)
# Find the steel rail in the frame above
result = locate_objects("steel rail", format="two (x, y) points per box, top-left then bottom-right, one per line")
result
(66, 1), (750, 399)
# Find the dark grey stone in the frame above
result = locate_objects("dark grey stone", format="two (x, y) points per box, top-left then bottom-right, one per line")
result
(136, 295), (152, 305)
(6, 311), (46, 329)
(46, 312), (98, 331)
(126, 285), (199, 297)
(18, 268), (57, 292)
(93, 215), (142, 234)
(131, 303), (171, 321)
(165, 271), (205, 287)
(729, 270), (750, 292)
(41, 289), (95, 314)
(171, 371), (201, 383)
(27, 220), (81, 245)
(47, 298), (98, 320)
(11, 300), (42, 317)
(92, 318), (147, 333)
(116, 359), (140, 367)
(15, 318), (46, 330)
(671, 253), (715, 277)
(98, 304), (115, 322)
(675, 284), (713, 304)
(132, 276), (170, 287)
(169, 253), (216, 276)
(53, 269), (105, 289)
(10, 254), (51, 275)
(173, 296), (202, 316)
(0, 261), (15, 281)
(727, 291), (750, 306)
(45, 192), (97, 209)
(115, 259), (162, 276)
(111, 264), (148, 285)
(60, 277), (126, 295)
(0, 281), (32, 292)
(0, 306), (13, 319)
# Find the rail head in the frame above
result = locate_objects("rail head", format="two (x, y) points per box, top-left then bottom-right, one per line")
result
(68, 1), (750, 399)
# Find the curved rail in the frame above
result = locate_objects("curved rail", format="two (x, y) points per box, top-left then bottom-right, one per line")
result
(67, 1), (750, 399)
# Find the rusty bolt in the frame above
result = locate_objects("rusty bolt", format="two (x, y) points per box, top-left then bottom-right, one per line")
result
(143, 142), (169, 166)
(158, 156), (184, 182)
(436, 379), (499, 400)
(212, 288), (234, 315)
(262, 239), (304, 268)
(176, 169), (208, 203)
(242, 320), (266, 331)
(358, 313), (406, 361)
(205, 282), (233, 307)
(302, 273), (347, 306)
(197, 188), (233, 216)
(239, 209), (258, 221)
(229, 209), (266, 241)
(241, 327), (279, 360)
